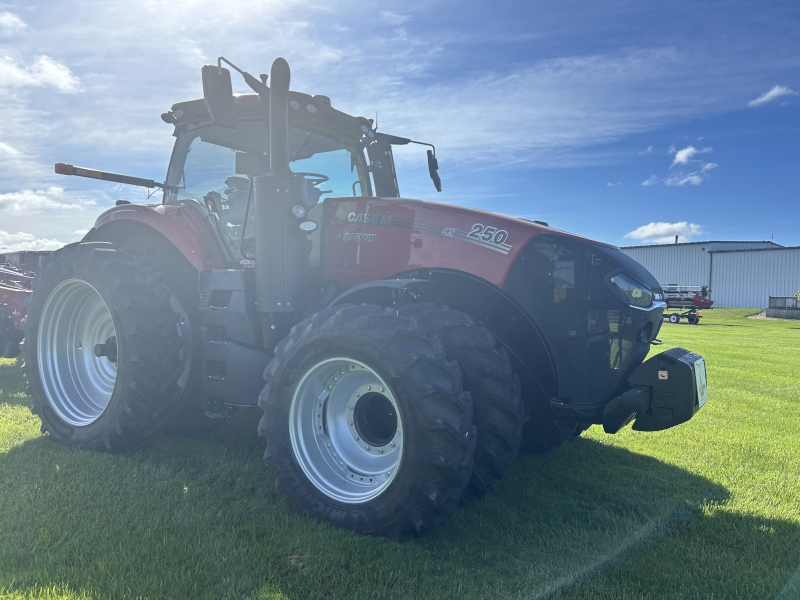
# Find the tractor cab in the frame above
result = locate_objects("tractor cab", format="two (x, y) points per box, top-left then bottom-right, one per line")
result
(160, 71), (437, 265)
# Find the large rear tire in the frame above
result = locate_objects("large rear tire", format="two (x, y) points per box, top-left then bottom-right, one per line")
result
(23, 242), (189, 451)
(259, 304), (476, 539)
(396, 303), (523, 498)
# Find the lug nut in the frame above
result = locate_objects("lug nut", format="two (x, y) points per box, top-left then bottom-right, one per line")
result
(378, 448), (383, 453)
(348, 420), (353, 426)
(348, 405), (353, 410)
(354, 392), (359, 397)
(390, 442), (395, 448)
(379, 387), (384, 393)
(365, 445), (370, 451)
(366, 386), (371, 391)
(354, 435), (359, 441)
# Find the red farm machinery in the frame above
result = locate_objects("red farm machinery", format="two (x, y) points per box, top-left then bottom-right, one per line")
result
(3, 58), (710, 539)
(662, 284), (714, 324)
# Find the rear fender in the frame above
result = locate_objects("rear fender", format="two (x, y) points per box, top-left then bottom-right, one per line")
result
(84, 204), (227, 271)
(331, 270), (557, 412)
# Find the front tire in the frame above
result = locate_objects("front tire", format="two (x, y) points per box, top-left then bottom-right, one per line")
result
(396, 303), (524, 498)
(23, 243), (188, 451)
(259, 304), (476, 539)
(519, 418), (592, 454)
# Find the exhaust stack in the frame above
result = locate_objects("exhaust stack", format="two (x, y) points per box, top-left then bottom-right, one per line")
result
(253, 58), (308, 318)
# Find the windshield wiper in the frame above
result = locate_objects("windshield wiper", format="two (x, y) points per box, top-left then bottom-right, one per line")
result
(291, 133), (314, 163)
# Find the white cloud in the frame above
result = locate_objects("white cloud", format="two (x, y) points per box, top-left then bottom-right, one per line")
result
(638, 145), (653, 155)
(381, 11), (411, 26)
(641, 175), (658, 186)
(0, 56), (81, 92)
(664, 161), (717, 186)
(0, 11), (26, 32)
(672, 145), (712, 166)
(0, 187), (95, 215)
(607, 181), (620, 187)
(748, 85), (797, 107)
(0, 142), (20, 158)
(665, 172), (703, 186)
(624, 221), (703, 244)
(0, 230), (65, 252)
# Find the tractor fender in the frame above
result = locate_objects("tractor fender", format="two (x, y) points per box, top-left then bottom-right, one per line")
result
(330, 270), (557, 412)
(85, 204), (227, 272)
(329, 278), (434, 307)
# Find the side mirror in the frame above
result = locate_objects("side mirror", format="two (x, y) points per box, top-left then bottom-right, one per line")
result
(427, 149), (442, 192)
(201, 65), (237, 129)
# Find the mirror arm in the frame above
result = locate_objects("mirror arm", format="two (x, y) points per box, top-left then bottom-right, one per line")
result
(218, 56), (269, 100)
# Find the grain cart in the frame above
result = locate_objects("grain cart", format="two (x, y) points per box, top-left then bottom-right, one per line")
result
(18, 57), (709, 539)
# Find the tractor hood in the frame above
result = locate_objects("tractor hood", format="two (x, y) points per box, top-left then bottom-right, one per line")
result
(318, 195), (617, 289)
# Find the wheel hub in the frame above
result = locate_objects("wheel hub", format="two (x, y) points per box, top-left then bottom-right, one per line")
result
(353, 391), (398, 448)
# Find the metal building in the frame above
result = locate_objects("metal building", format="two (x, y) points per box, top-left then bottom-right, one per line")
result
(711, 247), (800, 308)
(621, 241), (799, 308)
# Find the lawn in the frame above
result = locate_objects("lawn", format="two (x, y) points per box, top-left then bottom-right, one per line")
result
(0, 309), (798, 599)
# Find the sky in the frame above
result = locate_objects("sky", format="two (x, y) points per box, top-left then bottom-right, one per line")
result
(0, 0), (798, 253)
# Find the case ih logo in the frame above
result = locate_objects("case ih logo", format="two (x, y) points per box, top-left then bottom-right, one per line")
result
(347, 212), (393, 226)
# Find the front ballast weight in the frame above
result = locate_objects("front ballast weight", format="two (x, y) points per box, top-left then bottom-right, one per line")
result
(602, 347), (708, 434)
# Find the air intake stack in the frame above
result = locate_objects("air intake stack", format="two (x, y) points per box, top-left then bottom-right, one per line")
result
(253, 58), (308, 318)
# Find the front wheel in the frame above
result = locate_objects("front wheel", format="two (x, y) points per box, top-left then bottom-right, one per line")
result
(259, 304), (476, 539)
(668, 314), (680, 324)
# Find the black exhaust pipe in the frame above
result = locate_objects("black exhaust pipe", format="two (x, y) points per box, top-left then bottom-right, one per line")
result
(253, 58), (308, 322)
(269, 58), (290, 174)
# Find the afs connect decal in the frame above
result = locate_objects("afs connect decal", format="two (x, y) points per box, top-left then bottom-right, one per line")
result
(345, 210), (512, 255)
(438, 223), (512, 255)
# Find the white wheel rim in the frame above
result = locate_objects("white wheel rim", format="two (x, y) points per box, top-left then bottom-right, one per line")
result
(37, 279), (117, 426)
(289, 357), (403, 504)
(36, 278), (193, 427)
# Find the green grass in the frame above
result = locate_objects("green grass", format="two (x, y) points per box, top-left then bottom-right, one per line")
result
(0, 309), (798, 599)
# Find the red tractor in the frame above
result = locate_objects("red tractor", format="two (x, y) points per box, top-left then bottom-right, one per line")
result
(13, 58), (709, 539)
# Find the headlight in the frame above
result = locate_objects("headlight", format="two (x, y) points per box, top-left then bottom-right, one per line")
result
(610, 273), (653, 307)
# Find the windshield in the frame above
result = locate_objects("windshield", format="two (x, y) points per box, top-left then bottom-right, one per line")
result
(164, 119), (371, 261)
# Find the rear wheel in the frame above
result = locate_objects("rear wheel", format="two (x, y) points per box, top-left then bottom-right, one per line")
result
(668, 314), (680, 324)
(396, 303), (523, 498)
(23, 243), (189, 451)
(687, 316), (699, 325)
(259, 304), (475, 539)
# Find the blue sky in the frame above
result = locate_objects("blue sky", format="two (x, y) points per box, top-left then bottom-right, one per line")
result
(1, 0), (798, 252)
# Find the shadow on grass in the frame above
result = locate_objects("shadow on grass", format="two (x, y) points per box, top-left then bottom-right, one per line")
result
(0, 394), (739, 600)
